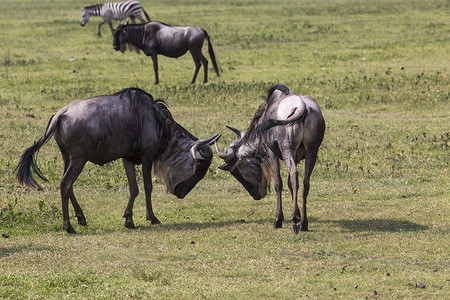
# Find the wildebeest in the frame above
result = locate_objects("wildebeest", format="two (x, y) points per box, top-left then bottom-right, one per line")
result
(113, 22), (220, 84)
(15, 88), (220, 234)
(214, 84), (325, 234)
(81, 0), (150, 37)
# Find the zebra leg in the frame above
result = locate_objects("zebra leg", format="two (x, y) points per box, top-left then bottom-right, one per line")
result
(97, 19), (107, 37)
(108, 21), (114, 35)
(137, 16), (146, 23)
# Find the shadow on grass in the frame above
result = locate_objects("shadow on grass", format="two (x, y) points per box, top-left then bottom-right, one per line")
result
(0, 245), (55, 259)
(67, 217), (274, 235)
(135, 218), (273, 233)
(320, 218), (429, 232)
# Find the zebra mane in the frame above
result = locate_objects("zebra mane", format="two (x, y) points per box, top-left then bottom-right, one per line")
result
(82, 4), (102, 14)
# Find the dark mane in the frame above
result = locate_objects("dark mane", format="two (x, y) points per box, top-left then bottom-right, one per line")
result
(266, 84), (291, 102)
(121, 21), (171, 28)
(116, 88), (197, 143)
(115, 87), (173, 122)
(83, 4), (101, 11)
(246, 103), (266, 134)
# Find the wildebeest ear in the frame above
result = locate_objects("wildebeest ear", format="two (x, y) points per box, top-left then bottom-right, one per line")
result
(218, 155), (238, 171)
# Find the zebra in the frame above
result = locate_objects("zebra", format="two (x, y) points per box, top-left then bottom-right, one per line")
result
(81, 0), (150, 37)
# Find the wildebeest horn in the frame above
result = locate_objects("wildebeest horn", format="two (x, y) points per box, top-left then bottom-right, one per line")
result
(226, 126), (245, 138)
(214, 141), (235, 161)
(190, 134), (221, 160)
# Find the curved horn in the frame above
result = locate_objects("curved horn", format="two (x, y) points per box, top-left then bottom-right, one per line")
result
(226, 126), (245, 138)
(214, 141), (235, 161)
(190, 134), (221, 160)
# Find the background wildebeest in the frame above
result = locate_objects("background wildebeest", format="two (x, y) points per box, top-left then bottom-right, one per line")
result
(15, 88), (220, 234)
(80, 0), (150, 37)
(113, 22), (220, 84)
(215, 84), (325, 234)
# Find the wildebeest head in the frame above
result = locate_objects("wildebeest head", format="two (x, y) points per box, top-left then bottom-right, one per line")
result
(113, 23), (141, 54)
(113, 23), (128, 52)
(154, 133), (220, 199)
(214, 127), (271, 200)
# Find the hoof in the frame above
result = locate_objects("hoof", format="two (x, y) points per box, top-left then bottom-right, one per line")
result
(65, 225), (77, 234)
(301, 219), (309, 231)
(292, 223), (301, 235)
(76, 215), (87, 226)
(124, 220), (135, 229)
(147, 214), (161, 225)
(151, 218), (161, 225)
(274, 219), (283, 229)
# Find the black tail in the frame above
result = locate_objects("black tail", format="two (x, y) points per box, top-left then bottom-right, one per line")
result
(203, 29), (220, 77)
(142, 8), (151, 22)
(15, 115), (59, 189)
(254, 105), (307, 134)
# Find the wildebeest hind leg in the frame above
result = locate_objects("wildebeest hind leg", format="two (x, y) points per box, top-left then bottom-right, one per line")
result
(122, 159), (139, 229)
(285, 157), (301, 234)
(300, 152), (318, 232)
(60, 157), (87, 234)
(200, 52), (209, 83)
(61, 151), (87, 226)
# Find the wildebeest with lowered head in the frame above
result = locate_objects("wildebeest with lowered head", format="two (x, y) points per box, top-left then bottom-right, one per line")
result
(16, 88), (220, 234)
(214, 84), (325, 234)
(113, 22), (220, 84)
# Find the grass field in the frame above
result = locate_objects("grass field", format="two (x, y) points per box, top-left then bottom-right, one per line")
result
(1, 0), (449, 298)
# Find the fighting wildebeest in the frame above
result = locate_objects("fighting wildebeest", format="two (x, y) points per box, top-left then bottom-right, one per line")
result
(81, 0), (150, 37)
(214, 84), (325, 234)
(15, 88), (220, 234)
(113, 22), (220, 84)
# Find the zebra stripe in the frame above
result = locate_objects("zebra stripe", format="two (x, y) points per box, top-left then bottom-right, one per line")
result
(82, 1), (147, 22)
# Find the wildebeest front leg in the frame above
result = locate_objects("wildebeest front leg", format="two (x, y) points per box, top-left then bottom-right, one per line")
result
(271, 156), (284, 228)
(122, 159), (139, 229)
(151, 54), (159, 85)
(189, 50), (202, 84)
(142, 158), (161, 225)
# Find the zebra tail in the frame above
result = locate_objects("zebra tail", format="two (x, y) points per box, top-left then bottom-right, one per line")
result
(15, 114), (60, 190)
(203, 29), (220, 77)
(142, 8), (151, 22)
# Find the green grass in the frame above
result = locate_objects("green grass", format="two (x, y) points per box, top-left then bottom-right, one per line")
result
(1, 0), (449, 298)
